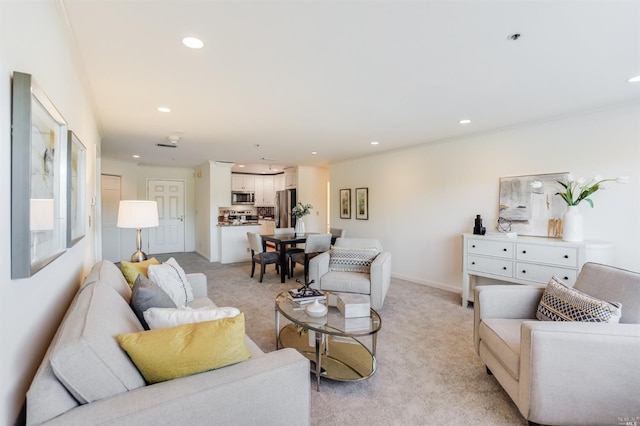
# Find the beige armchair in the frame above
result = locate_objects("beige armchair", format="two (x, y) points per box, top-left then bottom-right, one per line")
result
(308, 237), (391, 310)
(474, 263), (640, 426)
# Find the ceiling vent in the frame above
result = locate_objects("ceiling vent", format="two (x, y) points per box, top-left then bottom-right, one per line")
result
(157, 135), (180, 148)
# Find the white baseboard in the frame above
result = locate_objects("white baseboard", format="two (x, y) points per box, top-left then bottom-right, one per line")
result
(391, 272), (461, 295)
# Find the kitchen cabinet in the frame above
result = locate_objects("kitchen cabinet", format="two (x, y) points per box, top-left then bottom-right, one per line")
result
(259, 219), (275, 236)
(275, 174), (285, 191)
(219, 224), (260, 263)
(461, 233), (614, 307)
(284, 167), (297, 189)
(231, 174), (255, 191)
(254, 176), (275, 206)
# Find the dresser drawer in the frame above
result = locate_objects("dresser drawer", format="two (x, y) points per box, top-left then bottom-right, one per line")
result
(467, 239), (514, 259)
(468, 255), (513, 278)
(515, 262), (577, 285)
(516, 243), (579, 267)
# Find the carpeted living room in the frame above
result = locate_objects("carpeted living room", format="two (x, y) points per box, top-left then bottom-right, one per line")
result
(153, 252), (528, 426)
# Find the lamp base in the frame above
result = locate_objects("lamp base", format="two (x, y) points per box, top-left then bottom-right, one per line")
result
(130, 250), (148, 263)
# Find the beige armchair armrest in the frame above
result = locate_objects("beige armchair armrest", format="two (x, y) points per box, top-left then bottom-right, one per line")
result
(186, 273), (208, 298)
(370, 251), (391, 310)
(518, 321), (640, 425)
(308, 252), (330, 289)
(474, 285), (544, 354)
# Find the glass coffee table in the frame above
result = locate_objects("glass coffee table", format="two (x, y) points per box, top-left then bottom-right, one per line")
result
(275, 291), (381, 391)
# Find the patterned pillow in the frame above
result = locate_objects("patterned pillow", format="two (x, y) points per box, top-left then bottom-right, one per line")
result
(329, 246), (379, 273)
(536, 276), (622, 323)
(148, 258), (194, 307)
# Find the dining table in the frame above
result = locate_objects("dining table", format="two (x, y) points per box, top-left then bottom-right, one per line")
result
(260, 232), (318, 283)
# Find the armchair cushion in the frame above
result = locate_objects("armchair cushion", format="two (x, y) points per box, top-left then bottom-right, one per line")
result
(329, 246), (379, 273)
(320, 270), (372, 295)
(536, 276), (622, 323)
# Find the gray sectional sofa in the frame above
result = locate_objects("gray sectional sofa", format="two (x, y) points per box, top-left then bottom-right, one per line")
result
(26, 260), (310, 425)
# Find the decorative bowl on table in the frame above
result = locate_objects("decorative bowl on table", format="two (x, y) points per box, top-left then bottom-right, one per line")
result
(305, 299), (328, 317)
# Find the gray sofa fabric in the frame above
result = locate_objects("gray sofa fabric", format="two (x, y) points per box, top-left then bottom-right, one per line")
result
(27, 260), (310, 425)
(474, 262), (640, 425)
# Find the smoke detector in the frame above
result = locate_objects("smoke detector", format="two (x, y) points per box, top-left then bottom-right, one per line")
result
(157, 135), (180, 148)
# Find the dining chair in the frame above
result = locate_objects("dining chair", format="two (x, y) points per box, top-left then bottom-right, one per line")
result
(274, 227), (303, 278)
(330, 228), (345, 243)
(290, 233), (332, 282)
(247, 232), (280, 283)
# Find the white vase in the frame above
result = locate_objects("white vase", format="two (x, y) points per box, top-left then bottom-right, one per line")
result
(562, 206), (584, 242)
(295, 218), (305, 236)
(305, 298), (328, 317)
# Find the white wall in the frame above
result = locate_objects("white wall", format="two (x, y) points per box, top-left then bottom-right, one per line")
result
(101, 158), (197, 257)
(331, 104), (640, 292)
(297, 166), (330, 233)
(0, 1), (101, 423)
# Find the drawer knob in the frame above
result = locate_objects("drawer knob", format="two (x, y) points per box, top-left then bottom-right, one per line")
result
(564, 255), (569, 259)
(471, 262), (475, 265)
(503, 267), (507, 270)
(472, 245), (476, 248)
(503, 248), (507, 252)
(522, 270), (526, 273)
(564, 276), (569, 280)
(522, 250), (527, 254)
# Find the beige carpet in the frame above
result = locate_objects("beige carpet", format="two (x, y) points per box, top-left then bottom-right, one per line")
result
(155, 252), (527, 426)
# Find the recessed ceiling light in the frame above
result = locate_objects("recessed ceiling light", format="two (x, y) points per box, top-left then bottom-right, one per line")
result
(370, 141), (379, 145)
(628, 75), (640, 83)
(238, 164), (245, 168)
(132, 155), (140, 158)
(157, 107), (171, 113)
(459, 119), (472, 124)
(311, 151), (318, 155)
(182, 37), (204, 49)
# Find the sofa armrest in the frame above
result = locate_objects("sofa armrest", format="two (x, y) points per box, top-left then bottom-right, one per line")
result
(44, 348), (310, 426)
(186, 273), (207, 298)
(474, 285), (544, 354)
(518, 321), (640, 425)
(370, 251), (391, 310)
(308, 252), (330, 289)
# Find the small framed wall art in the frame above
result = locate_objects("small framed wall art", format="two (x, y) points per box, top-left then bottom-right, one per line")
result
(339, 188), (351, 219)
(11, 71), (68, 278)
(355, 187), (369, 220)
(67, 131), (86, 246)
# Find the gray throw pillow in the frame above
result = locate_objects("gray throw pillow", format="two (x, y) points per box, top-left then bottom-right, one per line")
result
(131, 274), (177, 329)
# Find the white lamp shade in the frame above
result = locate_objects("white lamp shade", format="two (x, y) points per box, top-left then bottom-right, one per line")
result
(30, 198), (55, 231)
(116, 200), (159, 229)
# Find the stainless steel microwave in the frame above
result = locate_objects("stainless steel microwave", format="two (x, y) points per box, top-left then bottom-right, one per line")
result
(231, 191), (255, 205)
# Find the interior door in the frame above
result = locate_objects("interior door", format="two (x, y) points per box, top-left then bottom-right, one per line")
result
(101, 174), (121, 262)
(148, 179), (185, 254)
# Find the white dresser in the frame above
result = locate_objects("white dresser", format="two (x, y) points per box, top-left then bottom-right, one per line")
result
(461, 233), (614, 307)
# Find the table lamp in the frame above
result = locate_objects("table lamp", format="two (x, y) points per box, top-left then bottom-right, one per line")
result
(116, 200), (159, 262)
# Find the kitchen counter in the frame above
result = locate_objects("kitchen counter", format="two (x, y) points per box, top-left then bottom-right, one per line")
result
(218, 221), (260, 226)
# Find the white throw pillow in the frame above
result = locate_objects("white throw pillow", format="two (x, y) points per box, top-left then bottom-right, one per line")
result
(143, 306), (241, 329)
(147, 258), (194, 307)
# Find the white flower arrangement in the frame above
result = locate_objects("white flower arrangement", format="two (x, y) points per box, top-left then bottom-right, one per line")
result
(291, 202), (313, 219)
(554, 174), (629, 207)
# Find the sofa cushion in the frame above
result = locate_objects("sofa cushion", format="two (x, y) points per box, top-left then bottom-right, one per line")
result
(120, 257), (160, 288)
(478, 318), (524, 380)
(329, 246), (379, 273)
(117, 313), (251, 384)
(83, 260), (133, 302)
(49, 281), (146, 405)
(143, 306), (241, 329)
(148, 257), (194, 307)
(319, 270), (372, 295)
(130, 274), (177, 329)
(537, 276), (622, 323)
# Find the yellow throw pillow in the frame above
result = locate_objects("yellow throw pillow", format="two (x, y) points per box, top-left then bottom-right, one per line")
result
(117, 313), (251, 384)
(120, 258), (160, 288)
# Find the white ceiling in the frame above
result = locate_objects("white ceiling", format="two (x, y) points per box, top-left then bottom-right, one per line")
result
(60, 0), (640, 173)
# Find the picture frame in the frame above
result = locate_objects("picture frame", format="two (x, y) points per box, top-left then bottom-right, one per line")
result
(11, 71), (68, 278)
(339, 188), (351, 219)
(67, 131), (86, 246)
(355, 187), (369, 220)
(498, 172), (570, 237)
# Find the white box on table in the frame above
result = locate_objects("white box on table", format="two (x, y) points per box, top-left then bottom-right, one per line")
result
(336, 293), (370, 318)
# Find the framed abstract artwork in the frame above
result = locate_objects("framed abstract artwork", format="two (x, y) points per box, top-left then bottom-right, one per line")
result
(355, 187), (368, 220)
(11, 71), (68, 278)
(498, 172), (570, 237)
(339, 189), (351, 219)
(67, 131), (86, 246)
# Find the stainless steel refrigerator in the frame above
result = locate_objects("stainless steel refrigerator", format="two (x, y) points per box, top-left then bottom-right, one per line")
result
(275, 189), (296, 228)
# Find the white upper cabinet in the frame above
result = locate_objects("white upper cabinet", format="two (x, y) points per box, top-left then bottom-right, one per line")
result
(284, 167), (297, 189)
(255, 175), (275, 206)
(231, 174), (255, 191)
